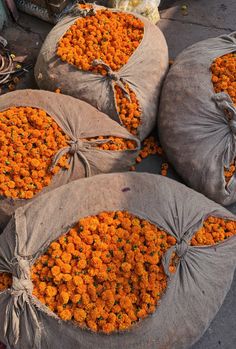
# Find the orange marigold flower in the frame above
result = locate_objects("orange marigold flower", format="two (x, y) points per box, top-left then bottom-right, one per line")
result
(31, 211), (236, 335)
(73, 308), (86, 322)
(59, 309), (72, 321)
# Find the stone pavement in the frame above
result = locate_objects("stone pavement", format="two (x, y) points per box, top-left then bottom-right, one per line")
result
(1, 0), (236, 348)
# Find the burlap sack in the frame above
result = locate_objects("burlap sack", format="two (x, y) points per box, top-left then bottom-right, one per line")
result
(0, 90), (139, 231)
(158, 32), (236, 206)
(0, 172), (235, 349)
(34, 4), (169, 140)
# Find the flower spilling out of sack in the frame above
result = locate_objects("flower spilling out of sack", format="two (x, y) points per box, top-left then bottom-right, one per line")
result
(31, 211), (177, 333)
(0, 106), (69, 199)
(191, 216), (236, 246)
(131, 136), (169, 176)
(211, 52), (236, 184)
(83, 136), (137, 151)
(57, 9), (144, 135)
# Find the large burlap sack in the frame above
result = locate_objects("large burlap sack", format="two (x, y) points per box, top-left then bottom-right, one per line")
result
(158, 32), (236, 206)
(0, 90), (139, 231)
(34, 4), (169, 140)
(0, 172), (235, 349)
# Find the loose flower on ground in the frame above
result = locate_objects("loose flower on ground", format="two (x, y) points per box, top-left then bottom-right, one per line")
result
(131, 136), (169, 176)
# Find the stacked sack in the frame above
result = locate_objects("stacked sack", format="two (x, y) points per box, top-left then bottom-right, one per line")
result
(0, 2), (235, 349)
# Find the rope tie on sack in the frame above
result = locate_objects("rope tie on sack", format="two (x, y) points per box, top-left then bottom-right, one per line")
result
(92, 59), (131, 101)
(3, 257), (41, 349)
(213, 93), (236, 135)
(162, 237), (189, 277)
(50, 139), (92, 177)
(10, 257), (33, 294)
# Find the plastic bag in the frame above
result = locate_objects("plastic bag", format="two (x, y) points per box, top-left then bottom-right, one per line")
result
(109, 0), (160, 24)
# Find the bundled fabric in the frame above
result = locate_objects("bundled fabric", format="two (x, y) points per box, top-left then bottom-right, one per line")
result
(0, 172), (235, 349)
(158, 32), (236, 206)
(0, 90), (139, 231)
(34, 4), (168, 140)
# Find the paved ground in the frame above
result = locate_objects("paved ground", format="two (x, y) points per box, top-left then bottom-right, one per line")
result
(1, 0), (236, 348)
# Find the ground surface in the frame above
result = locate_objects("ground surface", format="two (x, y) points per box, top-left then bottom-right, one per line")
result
(1, 0), (236, 348)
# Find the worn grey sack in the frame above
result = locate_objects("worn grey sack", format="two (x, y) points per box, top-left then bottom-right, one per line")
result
(0, 90), (139, 231)
(0, 172), (236, 349)
(159, 32), (236, 206)
(34, 4), (169, 140)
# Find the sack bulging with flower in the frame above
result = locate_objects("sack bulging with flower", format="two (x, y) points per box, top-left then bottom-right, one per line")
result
(35, 3), (168, 140)
(159, 32), (236, 206)
(0, 173), (235, 349)
(0, 89), (139, 230)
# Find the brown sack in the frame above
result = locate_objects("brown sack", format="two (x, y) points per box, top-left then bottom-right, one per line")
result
(0, 90), (139, 230)
(34, 4), (169, 140)
(158, 32), (236, 206)
(0, 173), (236, 349)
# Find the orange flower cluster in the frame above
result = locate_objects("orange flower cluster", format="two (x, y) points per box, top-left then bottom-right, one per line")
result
(224, 162), (236, 184)
(57, 9), (144, 134)
(115, 85), (141, 135)
(211, 52), (236, 104)
(84, 136), (137, 151)
(0, 272), (12, 292)
(211, 53), (236, 183)
(0, 107), (69, 199)
(57, 10), (144, 73)
(135, 136), (163, 164)
(191, 216), (236, 246)
(31, 211), (177, 333)
(131, 136), (168, 176)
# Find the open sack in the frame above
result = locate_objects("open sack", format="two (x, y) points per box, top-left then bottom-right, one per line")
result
(34, 3), (168, 140)
(0, 90), (139, 231)
(0, 173), (235, 349)
(159, 32), (236, 206)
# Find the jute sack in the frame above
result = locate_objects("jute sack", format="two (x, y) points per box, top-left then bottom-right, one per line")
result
(158, 32), (236, 206)
(0, 172), (235, 349)
(34, 4), (169, 140)
(0, 90), (139, 231)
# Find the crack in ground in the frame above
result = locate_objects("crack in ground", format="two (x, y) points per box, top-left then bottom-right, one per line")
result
(160, 16), (235, 32)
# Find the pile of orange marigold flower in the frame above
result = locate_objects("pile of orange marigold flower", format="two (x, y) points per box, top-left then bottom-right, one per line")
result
(191, 216), (236, 246)
(0, 106), (69, 199)
(84, 136), (137, 151)
(31, 211), (177, 333)
(0, 214), (235, 332)
(57, 9), (144, 135)
(211, 52), (236, 183)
